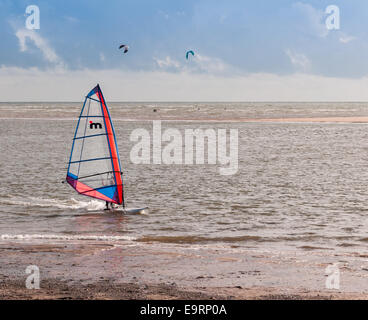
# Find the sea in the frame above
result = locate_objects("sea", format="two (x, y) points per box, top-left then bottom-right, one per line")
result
(1, 101), (368, 253)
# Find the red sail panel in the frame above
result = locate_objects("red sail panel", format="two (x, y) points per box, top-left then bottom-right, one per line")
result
(96, 89), (123, 205)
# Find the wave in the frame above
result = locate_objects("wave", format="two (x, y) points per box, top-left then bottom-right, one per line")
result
(137, 235), (263, 244)
(0, 234), (136, 242)
(1, 196), (106, 211)
(136, 234), (337, 244)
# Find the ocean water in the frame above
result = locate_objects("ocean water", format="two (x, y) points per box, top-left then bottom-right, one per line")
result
(1, 102), (368, 252)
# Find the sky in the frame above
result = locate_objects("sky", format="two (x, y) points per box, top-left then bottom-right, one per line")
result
(1, 0), (368, 101)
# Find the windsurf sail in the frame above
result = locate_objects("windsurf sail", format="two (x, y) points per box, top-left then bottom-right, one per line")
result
(66, 84), (125, 207)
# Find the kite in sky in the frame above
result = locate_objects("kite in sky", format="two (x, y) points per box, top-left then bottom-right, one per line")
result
(119, 44), (129, 53)
(186, 50), (194, 60)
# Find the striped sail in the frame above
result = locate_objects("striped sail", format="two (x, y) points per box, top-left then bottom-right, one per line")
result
(66, 84), (124, 205)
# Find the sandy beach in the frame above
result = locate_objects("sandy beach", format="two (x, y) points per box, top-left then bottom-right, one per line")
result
(1, 240), (368, 300)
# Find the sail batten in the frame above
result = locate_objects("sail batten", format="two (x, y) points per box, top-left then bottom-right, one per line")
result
(66, 84), (124, 205)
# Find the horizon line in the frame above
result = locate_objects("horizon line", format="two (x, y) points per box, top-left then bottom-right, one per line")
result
(2, 101), (368, 104)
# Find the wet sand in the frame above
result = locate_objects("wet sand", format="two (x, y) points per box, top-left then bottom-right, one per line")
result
(1, 278), (365, 300)
(1, 241), (368, 300)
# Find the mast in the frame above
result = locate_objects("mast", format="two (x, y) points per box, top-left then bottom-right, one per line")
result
(121, 172), (126, 208)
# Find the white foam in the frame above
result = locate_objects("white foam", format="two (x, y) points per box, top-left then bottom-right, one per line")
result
(2, 196), (106, 211)
(0, 234), (136, 242)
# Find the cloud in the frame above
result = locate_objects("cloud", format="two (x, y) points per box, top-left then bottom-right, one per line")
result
(339, 33), (356, 44)
(154, 56), (181, 71)
(64, 16), (79, 23)
(155, 54), (234, 75)
(293, 2), (328, 38)
(219, 14), (227, 24)
(285, 49), (310, 71)
(158, 10), (169, 20)
(293, 3), (357, 46)
(194, 54), (231, 74)
(2, 66), (368, 102)
(15, 28), (64, 67)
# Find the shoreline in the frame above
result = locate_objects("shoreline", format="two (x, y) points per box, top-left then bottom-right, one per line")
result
(1, 240), (368, 300)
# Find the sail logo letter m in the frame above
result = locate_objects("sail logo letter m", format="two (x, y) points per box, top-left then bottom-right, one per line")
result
(89, 121), (102, 129)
